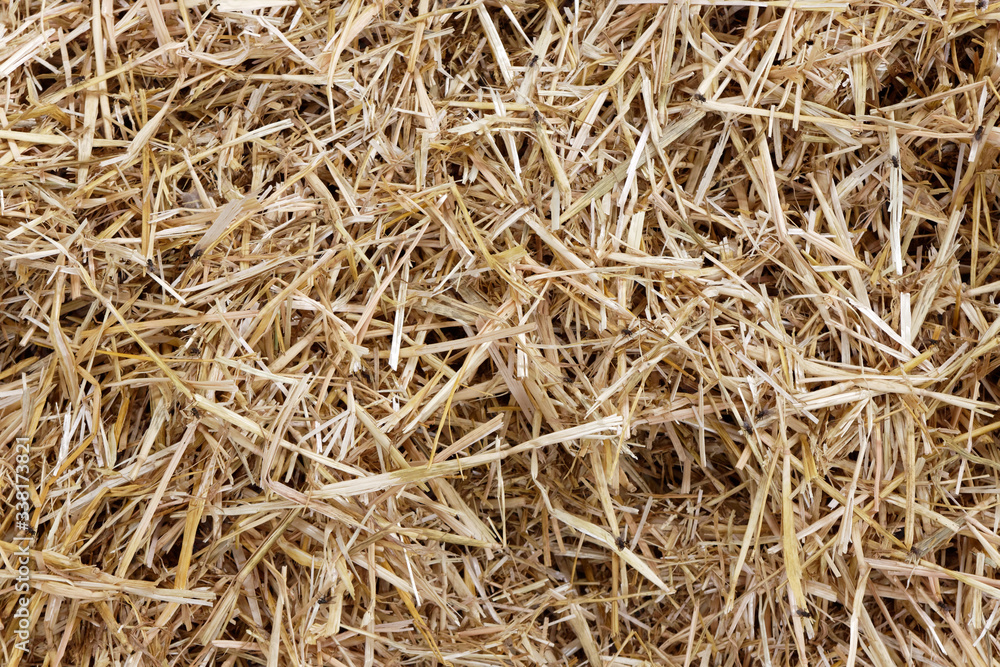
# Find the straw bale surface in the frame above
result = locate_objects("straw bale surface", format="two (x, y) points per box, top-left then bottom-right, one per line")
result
(2, 0), (1000, 665)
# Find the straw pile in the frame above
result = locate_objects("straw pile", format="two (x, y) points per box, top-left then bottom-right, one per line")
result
(3, 0), (1000, 665)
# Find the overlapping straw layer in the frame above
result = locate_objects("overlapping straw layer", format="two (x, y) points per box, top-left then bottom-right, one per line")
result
(2, 0), (1000, 665)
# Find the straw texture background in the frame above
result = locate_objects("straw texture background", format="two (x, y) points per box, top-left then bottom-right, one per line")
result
(2, 0), (1000, 665)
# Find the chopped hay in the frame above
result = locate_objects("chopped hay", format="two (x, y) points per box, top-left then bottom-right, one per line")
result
(2, 0), (1000, 666)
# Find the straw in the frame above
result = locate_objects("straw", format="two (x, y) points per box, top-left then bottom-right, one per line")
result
(2, 1), (1000, 666)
